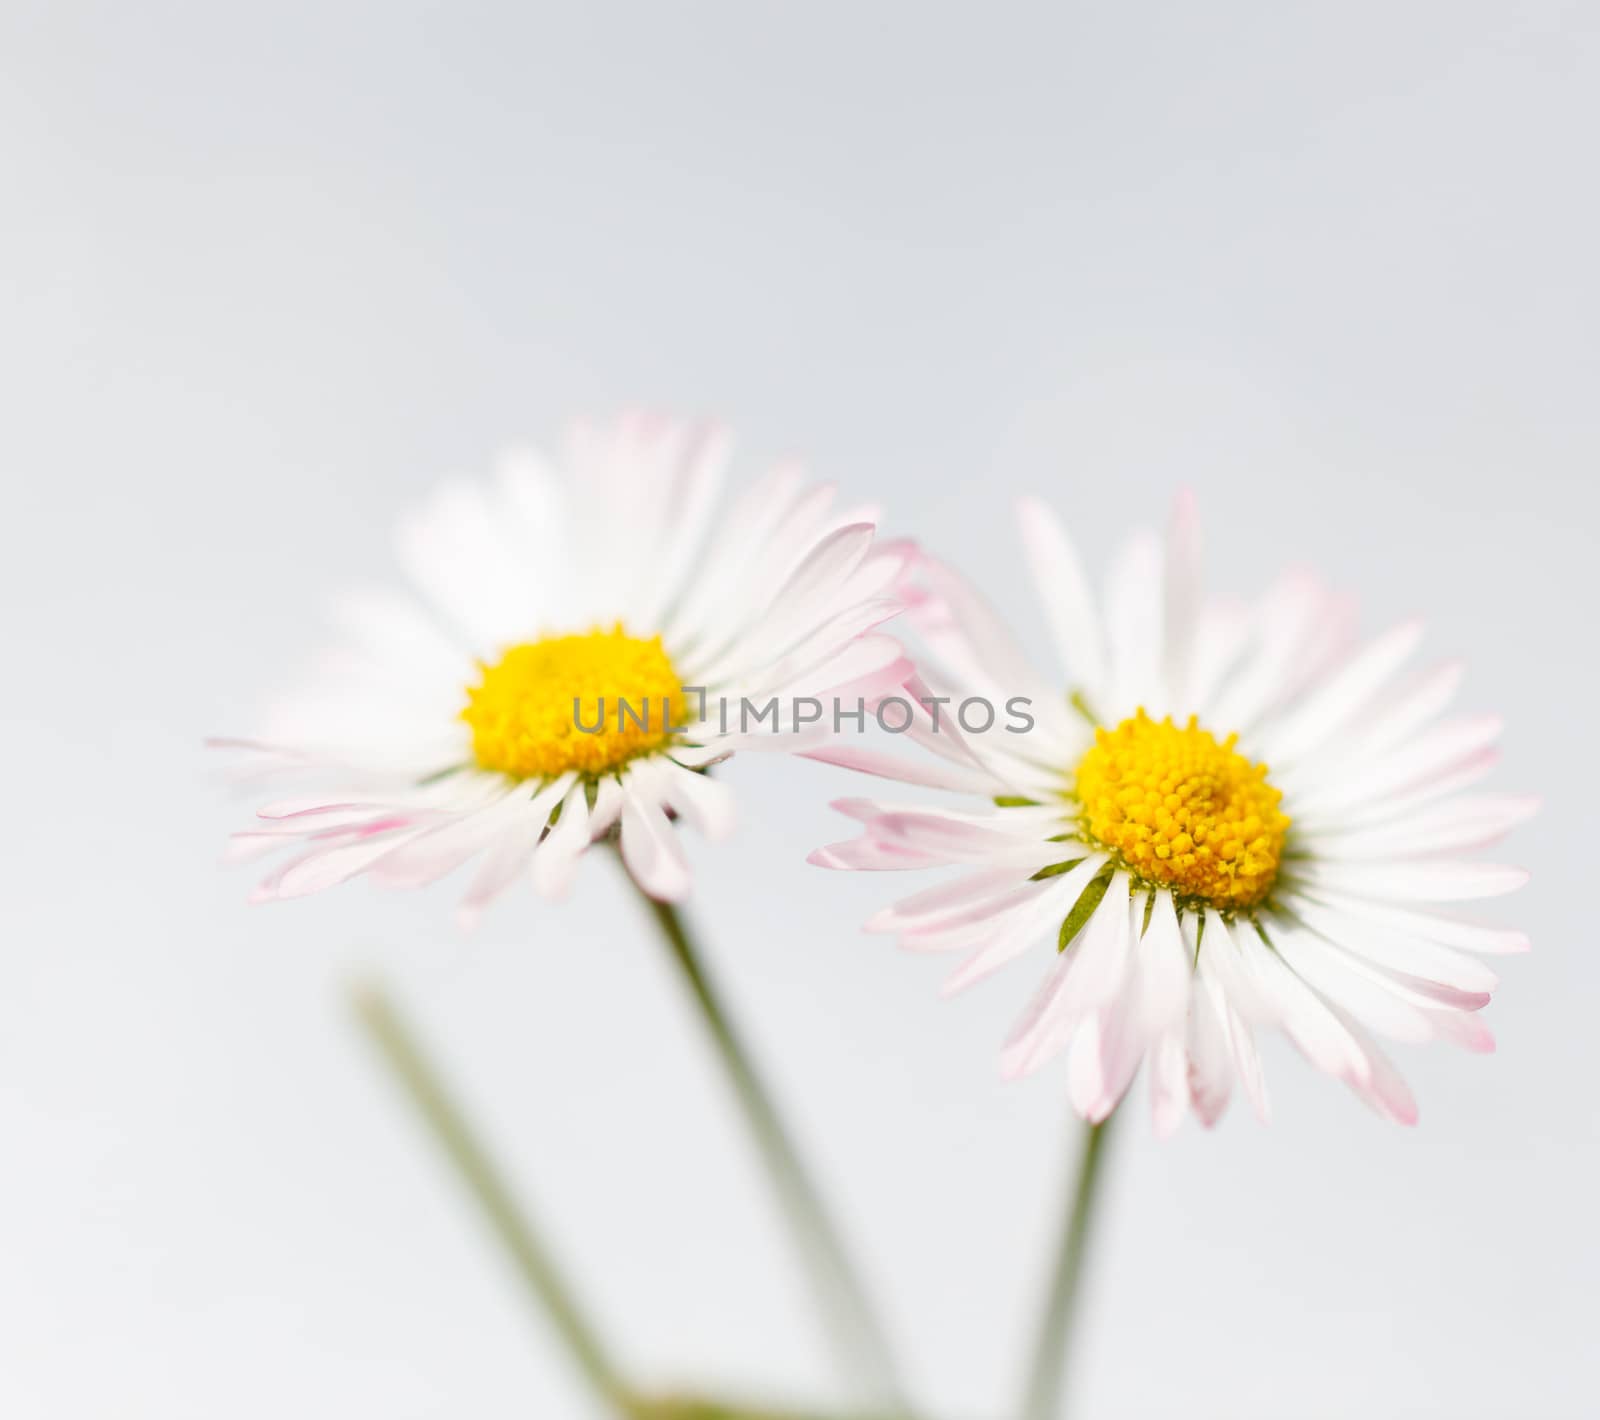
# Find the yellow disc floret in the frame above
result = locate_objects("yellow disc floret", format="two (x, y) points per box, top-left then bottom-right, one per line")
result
(1072, 709), (1289, 908)
(462, 625), (686, 780)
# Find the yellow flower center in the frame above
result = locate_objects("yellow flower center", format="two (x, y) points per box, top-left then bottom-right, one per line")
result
(462, 626), (687, 780)
(1072, 709), (1289, 908)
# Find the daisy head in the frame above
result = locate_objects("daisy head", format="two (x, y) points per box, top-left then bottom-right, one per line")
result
(220, 413), (913, 919)
(812, 493), (1533, 1131)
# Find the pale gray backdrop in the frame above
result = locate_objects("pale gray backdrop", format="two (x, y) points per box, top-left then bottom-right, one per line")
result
(2, 3), (1595, 1417)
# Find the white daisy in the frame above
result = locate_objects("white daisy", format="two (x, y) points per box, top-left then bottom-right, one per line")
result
(220, 412), (913, 918)
(811, 493), (1533, 1129)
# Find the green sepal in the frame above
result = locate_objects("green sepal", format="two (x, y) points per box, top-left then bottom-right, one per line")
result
(1057, 870), (1111, 952)
(1069, 688), (1102, 728)
(1030, 857), (1086, 882)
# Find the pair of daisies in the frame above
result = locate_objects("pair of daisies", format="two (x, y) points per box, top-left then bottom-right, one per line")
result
(224, 414), (1532, 1132)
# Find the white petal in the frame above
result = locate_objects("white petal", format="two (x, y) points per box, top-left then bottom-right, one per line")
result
(1339, 659), (1464, 763)
(1262, 620), (1423, 767)
(1300, 860), (1528, 903)
(1082, 894), (1157, 1120)
(1182, 602), (1251, 719)
(368, 791), (522, 889)
(457, 774), (576, 928)
(587, 775), (626, 839)
(270, 825), (430, 900)
(332, 587), (475, 685)
(707, 595), (900, 696)
(1162, 490), (1203, 701)
(251, 798), (388, 826)
(457, 827), (537, 930)
(1185, 940), (1235, 1128)
(629, 425), (731, 629)
(898, 882), (1069, 954)
(1000, 870), (1130, 1078)
(941, 871), (1094, 994)
(705, 522), (878, 678)
(663, 462), (806, 649)
(619, 779), (692, 902)
(1138, 889), (1192, 1038)
(1050, 869), (1134, 1018)
(859, 809), (1057, 864)
(531, 781), (591, 901)
(1191, 914), (1275, 1026)
(920, 556), (1057, 704)
(1301, 794), (1540, 860)
(1424, 1009), (1496, 1053)
(1206, 572), (1333, 732)
(1284, 896), (1500, 994)
(811, 837), (952, 870)
(394, 478), (545, 653)
(1329, 1011), (1419, 1125)
(1269, 926), (1435, 1044)
(1292, 716), (1502, 819)
(1192, 925), (1272, 1122)
(1016, 496), (1107, 703)
(1197, 945), (1269, 1124)
(867, 866), (1041, 933)
(1304, 896), (1529, 955)
(800, 743), (1001, 795)
(1149, 1028), (1191, 1138)
(1232, 928), (1369, 1085)
(1104, 530), (1165, 715)
(651, 759), (737, 841)
(1066, 1016), (1109, 1120)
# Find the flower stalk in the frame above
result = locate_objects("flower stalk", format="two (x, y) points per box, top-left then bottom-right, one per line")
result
(636, 887), (908, 1414)
(353, 980), (631, 1415)
(1019, 1114), (1117, 1420)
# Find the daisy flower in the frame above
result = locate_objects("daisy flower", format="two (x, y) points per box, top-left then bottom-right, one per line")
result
(220, 413), (912, 918)
(811, 494), (1533, 1129)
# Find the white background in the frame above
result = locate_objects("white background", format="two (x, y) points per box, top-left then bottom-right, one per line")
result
(2, 3), (1596, 1416)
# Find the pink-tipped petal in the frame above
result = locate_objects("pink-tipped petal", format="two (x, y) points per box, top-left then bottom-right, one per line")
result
(619, 784), (692, 902)
(1016, 496), (1107, 702)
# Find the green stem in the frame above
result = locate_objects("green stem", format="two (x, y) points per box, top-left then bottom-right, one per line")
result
(1019, 1115), (1117, 1420)
(353, 981), (630, 1414)
(637, 890), (908, 1413)
(623, 1400), (907, 1420)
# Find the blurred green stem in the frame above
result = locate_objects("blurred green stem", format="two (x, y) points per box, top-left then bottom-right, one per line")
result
(353, 981), (630, 1414)
(1019, 1115), (1117, 1420)
(624, 1400), (907, 1420)
(638, 889), (909, 1414)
